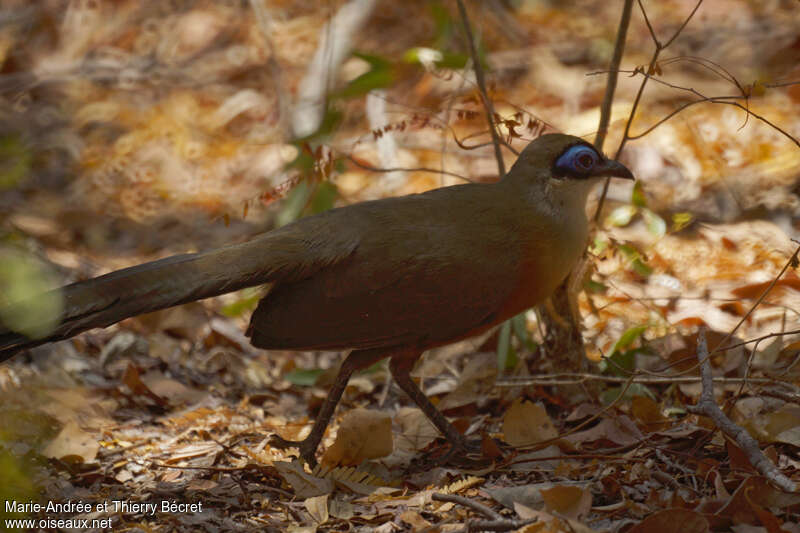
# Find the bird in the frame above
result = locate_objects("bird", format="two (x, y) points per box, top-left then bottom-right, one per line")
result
(0, 133), (633, 465)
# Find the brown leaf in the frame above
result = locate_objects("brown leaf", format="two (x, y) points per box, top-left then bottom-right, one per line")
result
(304, 494), (329, 525)
(564, 415), (643, 448)
(731, 275), (800, 300)
(394, 407), (438, 454)
(626, 508), (709, 533)
(540, 485), (592, 521)
(716, 476), (800, 523)
(321, 409), (392, 466)
(502, 399), (558, 447)
(42, 421), (99, 462)
(122, 364), (168, 406)
(631, 395), (670, 432)
(274, 460), (334, 499)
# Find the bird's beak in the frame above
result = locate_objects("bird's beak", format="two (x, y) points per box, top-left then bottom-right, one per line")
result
(592, 159), (635, 181)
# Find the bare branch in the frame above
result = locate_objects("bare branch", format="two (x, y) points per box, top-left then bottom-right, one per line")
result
(686, 329), (796, 493)
(594, 0), (705, 220)
(455, 0), (505, 177)
(595, 0), (635, 151)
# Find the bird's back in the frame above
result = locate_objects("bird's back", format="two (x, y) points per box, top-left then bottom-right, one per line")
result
(247, 179), (580, 351)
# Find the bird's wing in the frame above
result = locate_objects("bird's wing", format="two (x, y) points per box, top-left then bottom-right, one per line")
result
(248, 184), (526, 351)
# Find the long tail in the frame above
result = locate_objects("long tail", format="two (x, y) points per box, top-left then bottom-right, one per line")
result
(0, 221), (359, 361)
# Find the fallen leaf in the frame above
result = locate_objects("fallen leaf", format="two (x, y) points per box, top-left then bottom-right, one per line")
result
(503, 400), (558, 447)
(274, 460), (334, 499)
(42, 421), (99, 462)
(304, 494), (328, 525)
(626, 508), (709, 533)
(321, 409), (392, 466)
(540, 485), (592, 521)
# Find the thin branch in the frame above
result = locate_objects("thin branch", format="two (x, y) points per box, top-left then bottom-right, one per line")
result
(596, 69), (800, 147)
(709, 243), (800, 357)
(432, 493), (502, 520)
(595, 0), (634, 151)
(663, 0), (704, 48)
(344, 154), (473, 182)
(455, 0), (505, 177)
(496, 373), (792, 388)
(686, 329), (796, 493)
(594, 0), (705, 221)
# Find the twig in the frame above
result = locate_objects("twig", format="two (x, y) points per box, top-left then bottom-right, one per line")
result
(432, 493), (536, 533)
(495, 373), (793, 388)
(710, 243), (800, 358)
(685, 329), (796, 493)
(455, 0), (505, 177)
(759, 389), (800, 405)
(344, 154), (472, 182)
(594, 0), (634, 151)
(432, 493), (502, 520)
(594, 0), (705, 220)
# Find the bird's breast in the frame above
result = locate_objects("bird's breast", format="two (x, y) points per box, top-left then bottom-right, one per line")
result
(494, 211), (588, 321)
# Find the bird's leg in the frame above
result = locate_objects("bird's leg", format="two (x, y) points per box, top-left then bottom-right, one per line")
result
(389, 351), (473, 452)
(271, 348), (388, 466)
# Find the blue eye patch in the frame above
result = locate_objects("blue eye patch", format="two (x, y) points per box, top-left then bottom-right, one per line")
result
(554, 144), (601, 178)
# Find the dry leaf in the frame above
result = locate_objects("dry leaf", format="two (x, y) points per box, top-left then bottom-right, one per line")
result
(321, 409), (392, 466)
(42, 421), (99, 462)
(540, 485), (592, 521)
(626, 508), (709, 533)
(274, 460), (334, 499)
(304, 494), (328, 525)
(503, 400), (558, 447)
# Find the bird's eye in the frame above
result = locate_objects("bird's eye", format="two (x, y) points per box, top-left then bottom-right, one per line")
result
(554, 144), (600, 177)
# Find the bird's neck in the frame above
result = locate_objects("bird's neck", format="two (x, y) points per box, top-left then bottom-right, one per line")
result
(548, 178), (597, 216)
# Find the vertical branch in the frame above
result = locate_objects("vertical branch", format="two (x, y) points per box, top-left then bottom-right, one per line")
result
(686, 329), (796, 493)
(594, 0), (704, 221)
(455, 0), (505, 177)
(594, 0), (634, 152)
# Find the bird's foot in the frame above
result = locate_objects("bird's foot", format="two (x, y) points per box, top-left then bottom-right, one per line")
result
(269, 434), (319, 468)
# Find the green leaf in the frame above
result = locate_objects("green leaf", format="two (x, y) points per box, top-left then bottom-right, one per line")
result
(403, 47), (469, 70)
(431, 1), (455, 45)
(0, 135), (32, 190)
(599, 383), (654, 405)
(334, 52), (394, 99)
(584, 279), (607, 293)
(0, 448), (37, 519)
(276, 179), (311, 227)
(599, 349), (636, 376)
(611, 325), (648, 354)
(434, 51), (470, 69)
(309, 181), (338, 214)
(220, 289), (262, 317)
(0, 249), (63, 339)
(284, 368), (325, 387)
(641, 208), (666, 238)
(497, 320), (512, 371)
(511, 312), (536, 351)
(619, 244), (653, 277)
(672, 212), (693, 232)
(591, 237), (608, 255)
(631, 180), (647, 208)
(605, 205), (637, 227)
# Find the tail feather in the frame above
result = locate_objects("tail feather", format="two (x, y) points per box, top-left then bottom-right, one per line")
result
(0, 218), (360, 361)
(0, 248), (259, 361)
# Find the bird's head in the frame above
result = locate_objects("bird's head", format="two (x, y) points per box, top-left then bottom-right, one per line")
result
(507, 133), (634, 186)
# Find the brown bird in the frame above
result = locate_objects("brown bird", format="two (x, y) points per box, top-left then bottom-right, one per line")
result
(0, 133), (633, 465)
